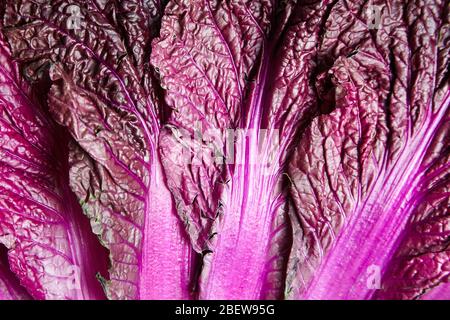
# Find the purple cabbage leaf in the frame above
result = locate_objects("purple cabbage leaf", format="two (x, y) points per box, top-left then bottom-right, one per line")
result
(0, 245), (31, 300)
(286, 0), (449, 300)
(0, 35), (108, 299)
(2, 0), (194, 300)
(0, 0), (448, 301)
(151, 0), (334, 299)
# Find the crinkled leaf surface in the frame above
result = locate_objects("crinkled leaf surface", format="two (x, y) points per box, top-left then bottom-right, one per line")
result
(287, 0), (449, 300)
(3, 0), (193, 299)
(153, 0), (275, 299)
(0, 245), (31, 300)
(0, 36), (107, 300)
(151, 0), (340, 299)
(1, 0), (448, 301)
(373, 118), (449, 300)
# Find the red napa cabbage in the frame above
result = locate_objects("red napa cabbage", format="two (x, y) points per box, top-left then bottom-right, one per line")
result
(0, 245), (31, 300)
(286, 0), (449, 300)
(0, 0), (448, 300)
(1, 0), (194, 299)
(152, 0), (449, 299)
(0, 35), (108, 299)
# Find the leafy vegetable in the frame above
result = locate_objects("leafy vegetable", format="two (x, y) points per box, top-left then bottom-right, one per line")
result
(0, 245), (31, 300)
(152, 0), (309, 299)
(0, 0), (448, 300)
(0, 35), (107, 299)
(2, 0), (193, 299)
(286, 0), (449, 299)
